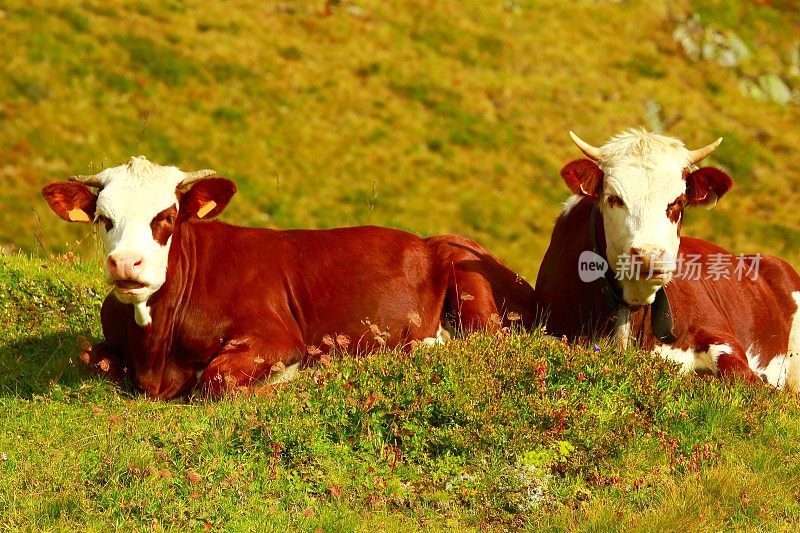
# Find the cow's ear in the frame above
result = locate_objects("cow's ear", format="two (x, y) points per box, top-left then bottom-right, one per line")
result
(686, 167), (732, 209)
(180, 178), (237, 219)
(41, 182), (97, 223)
(560, 159), (604, 199)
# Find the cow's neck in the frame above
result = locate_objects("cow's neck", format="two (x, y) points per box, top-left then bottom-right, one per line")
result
(587, 203), (633, 347)
(128, 220), (197, 396)
(148, 220), (197, 332)
(539, 200), (620, 339)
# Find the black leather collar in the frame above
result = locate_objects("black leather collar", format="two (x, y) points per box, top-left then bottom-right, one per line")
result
(588, 203), (676, 344)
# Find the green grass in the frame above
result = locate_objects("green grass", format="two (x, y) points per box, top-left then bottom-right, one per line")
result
(2, 254), (800, 530)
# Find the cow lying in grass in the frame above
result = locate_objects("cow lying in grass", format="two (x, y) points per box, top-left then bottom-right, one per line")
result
(42, 156), (536, 399)
(535, 128), (800, 390)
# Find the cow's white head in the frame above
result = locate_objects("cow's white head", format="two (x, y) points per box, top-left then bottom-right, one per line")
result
(562, 128), (732, 306)
(42, 156), (236, 324)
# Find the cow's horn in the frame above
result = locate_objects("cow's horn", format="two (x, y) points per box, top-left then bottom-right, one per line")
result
(569, 131), (602, 161)
(179, 169), (217, 188)
(687, 137), (723, 165)
(68, 174), (103, 187)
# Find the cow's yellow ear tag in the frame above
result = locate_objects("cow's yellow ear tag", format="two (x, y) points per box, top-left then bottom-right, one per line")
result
(197, 201), (217, 219)
(68, 208), (91, 222)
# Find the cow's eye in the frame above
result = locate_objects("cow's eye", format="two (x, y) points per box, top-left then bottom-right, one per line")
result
(606, 195), (625, 208)
(95, 215), (113, 231)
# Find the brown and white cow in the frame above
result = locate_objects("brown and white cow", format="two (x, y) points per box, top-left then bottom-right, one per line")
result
(536, 128), (800, 390)
(42, 156), (537, 399)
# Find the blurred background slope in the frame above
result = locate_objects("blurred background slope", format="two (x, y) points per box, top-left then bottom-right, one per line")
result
(1, 0), (799, 279)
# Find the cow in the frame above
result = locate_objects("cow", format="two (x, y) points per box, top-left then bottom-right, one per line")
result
(535, 128), (800, 391)
(41, 156), (537, 399)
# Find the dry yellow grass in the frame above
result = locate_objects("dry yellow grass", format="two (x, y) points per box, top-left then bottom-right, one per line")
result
(1, 0), (799, 280)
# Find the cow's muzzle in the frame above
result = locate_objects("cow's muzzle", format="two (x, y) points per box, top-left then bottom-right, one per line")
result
(629, 247), (676, 281)
(114, 279), (147, 291)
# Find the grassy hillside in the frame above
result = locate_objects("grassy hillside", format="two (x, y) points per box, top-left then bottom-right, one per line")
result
(2, 253), (800, 530)
(3, 1), (800, 530)
(2, 0), (800, 278)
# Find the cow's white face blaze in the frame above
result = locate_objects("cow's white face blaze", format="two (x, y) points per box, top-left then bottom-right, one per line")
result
(598, 135), (689, 304)
(561, 128), (732, 306)
(42, 156), (236, 325)
(92, 159), (186, 304)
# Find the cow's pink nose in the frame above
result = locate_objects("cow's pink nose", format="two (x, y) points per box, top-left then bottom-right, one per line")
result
(107, 253), (145, 280)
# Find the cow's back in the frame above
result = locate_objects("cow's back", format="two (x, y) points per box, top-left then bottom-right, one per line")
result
(181, 223), (449, 352)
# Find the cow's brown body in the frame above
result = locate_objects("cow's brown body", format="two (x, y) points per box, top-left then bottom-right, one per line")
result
(536, 198), (800, 387)
(89, 221), (537, 398)
(42, 158), (537, 399)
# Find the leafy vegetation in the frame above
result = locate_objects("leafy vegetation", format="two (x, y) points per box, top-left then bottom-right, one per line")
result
(2, 253), (800, 530)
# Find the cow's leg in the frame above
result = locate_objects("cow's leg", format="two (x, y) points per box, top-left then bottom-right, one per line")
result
(77, 294), (133, 385)
(654, 338), (760, 383)
(197, 335), (304, 397)
(77, 340), (127, 384)
(715, 343), (760, 384)
(421, 324), (452, 346)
